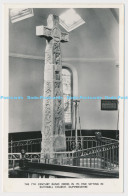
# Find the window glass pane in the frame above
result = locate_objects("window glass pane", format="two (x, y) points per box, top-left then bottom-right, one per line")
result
(62, 68), (72, 123)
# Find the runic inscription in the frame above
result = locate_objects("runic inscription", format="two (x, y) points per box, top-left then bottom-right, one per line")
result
(36, 15), (69, 161)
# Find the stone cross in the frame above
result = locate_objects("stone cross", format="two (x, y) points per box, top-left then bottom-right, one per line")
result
(36, 15), (69, 161)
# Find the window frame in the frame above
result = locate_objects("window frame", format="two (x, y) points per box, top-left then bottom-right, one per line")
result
(62, 66), (73, 129)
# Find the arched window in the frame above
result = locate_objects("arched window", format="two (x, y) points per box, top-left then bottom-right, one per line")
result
(62, 67), (73, 126)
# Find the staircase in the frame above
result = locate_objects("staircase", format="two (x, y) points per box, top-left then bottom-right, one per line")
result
(8, 136), (119, 178)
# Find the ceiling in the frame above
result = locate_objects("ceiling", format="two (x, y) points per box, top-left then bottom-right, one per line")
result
(9, 8), (119, 61)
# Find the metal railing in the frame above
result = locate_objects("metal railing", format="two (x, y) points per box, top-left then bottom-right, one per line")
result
(9, 137), (119, 171)
(71, 141), (119, 169)
(9, 138), (42, 153)
(9, 136), (117, 153)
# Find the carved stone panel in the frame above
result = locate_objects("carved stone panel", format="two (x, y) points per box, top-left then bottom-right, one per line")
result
(36, 14), (69, 160)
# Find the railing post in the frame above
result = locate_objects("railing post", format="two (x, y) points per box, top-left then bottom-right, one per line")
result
(107, 149), (109, 169)
(11, 139), (13, 153)
(112, 146), (114, 168)
(13, 160), (15, 170)
(27, 141), (28, 152)
(87, 139), (88, 149)
(103, 150), (106, 169)
(10, 140), (13, 166)
(90, 154), (92, 168)
(19, 149), (28, 168)
(81, 137), (83, 150)
(110, 147), (112, 169)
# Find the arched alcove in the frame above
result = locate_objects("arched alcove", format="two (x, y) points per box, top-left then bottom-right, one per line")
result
(62, 64), (78, 130)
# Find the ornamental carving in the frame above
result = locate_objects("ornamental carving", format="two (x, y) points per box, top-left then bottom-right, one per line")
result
(55, 82), (61, 96)
(55, 99), (62, 114)
(44, 82), (52, 96)
(45, 52), (52, 64)
(44, 27), (51, 37)
(52, 27), (61, 41)
(55, 71), (60, 80)
(36, 14), (69, 158)
(53, 41), (61, 65)
(61, 32), (69, 42)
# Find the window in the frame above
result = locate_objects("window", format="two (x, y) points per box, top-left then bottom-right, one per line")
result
(10, 9), (34, 23)
(59, 9), (85, 32)
(62, 67), (72, 125)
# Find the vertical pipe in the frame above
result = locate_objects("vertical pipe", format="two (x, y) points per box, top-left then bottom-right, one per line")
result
(90, 155), (91, 168)
(86, 156), (88, 167)
(116, 107), (119, 139)
(107, 150), (108, 169)
(94, 154), (95, 168)
(115, 146), (117, 167)
(13, 160), (15, 170)
(110, 148), (111, 169)
(104, 151), (105, 169)
(10, 140), (13, 166)
(11, 140), (12, 154)
(112, 147), (114, 168)
(75, 102), (77, 150)
(81, 137), (83, 151)
(27, 141), (28, 152)
(31, 144), (32, 152)
(117, 147), (119, 167)
(87, 140), (88, 149)
(96, 142), (98, 168)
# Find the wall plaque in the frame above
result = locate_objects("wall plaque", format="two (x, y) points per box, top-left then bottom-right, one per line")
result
(101, 100), (118, 110)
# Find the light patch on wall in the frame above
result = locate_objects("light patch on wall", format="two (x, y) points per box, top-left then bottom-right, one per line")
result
(10, 8), (34, 23)
(59, 9), (85, 32)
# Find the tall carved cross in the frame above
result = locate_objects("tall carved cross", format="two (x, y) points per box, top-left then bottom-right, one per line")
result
(36, 15), (69, 161)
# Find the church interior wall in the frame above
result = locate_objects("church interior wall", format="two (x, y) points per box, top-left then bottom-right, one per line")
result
(9, 8), (119, 134)
(9, 56), (119, 133)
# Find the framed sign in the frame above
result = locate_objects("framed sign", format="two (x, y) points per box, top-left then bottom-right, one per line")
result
(101, 99), (118, 110)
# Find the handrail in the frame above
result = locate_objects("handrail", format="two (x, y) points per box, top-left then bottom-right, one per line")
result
(9, 136), (95, 144)
(9, 136), (119, 154)
(9, 138), (42, 145)
(9, 139), (119, 171)
(9, 142), (119, 159)
(101, 137), (118, 142)
(72, 142), (119, 158)
(9, 136), (118, 145)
